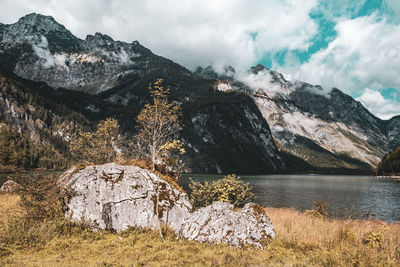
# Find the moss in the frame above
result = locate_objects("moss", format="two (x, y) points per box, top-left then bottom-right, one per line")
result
(251, 203), (266, 216)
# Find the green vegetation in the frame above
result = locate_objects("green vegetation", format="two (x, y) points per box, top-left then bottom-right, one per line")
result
(134, 79), (186, 181)
(189, 174), (254, 208)
(70, 118), (120, 164)
(375, 146), (400, 176)
(0, 125), (69, 170)
(135, 79), (184, 168)
(0, 71), (91, 171)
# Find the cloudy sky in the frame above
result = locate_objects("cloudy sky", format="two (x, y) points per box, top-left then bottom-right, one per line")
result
(1, 0), (399, 119)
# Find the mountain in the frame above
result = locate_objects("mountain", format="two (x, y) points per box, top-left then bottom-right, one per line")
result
(375, 146), (400, 176)
(196, 65), (400, 172)
(1, 13), (399, 174)
(0, 13), (284, 174)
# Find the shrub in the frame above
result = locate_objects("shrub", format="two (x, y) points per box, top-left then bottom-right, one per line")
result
(189, 174), (254, 208)
(70, 118), (120, 164)
(1, 172), (97, 248)
(10, 171), (64, 221)
(363, 231), (383, 248)
(305, 197), (330, 219)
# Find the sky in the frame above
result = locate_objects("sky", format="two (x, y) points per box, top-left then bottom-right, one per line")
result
(1, 0), (399, 119)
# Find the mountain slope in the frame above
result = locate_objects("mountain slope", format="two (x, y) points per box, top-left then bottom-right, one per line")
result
(0, 14), (284, 174)
(199, 65), (400, 172)
(375, 146), (400, 176)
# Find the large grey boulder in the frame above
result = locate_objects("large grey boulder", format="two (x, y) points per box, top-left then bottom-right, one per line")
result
(60, 163), (276, 248)
(179, 202), (275, 249)
(60, 163), (192, 232)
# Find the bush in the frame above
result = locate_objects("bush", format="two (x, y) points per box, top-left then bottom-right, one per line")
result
(363, 231), (383, 248)
(305, 197), (330, 219)
(188, 174), (254, 209)
(10, 171), (64, 221)
(1, 172), (96, 248)
(70, 118), (120, 164)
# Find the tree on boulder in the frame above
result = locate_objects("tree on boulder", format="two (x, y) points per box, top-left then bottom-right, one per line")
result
(70, 118), (120, 164)
(135, 79), (185, 176)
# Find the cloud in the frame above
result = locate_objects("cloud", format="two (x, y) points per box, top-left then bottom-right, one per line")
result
(32, 36), (68, 68)
(280, 14), (400, 95)
(356, 88), (400, 120)
(0, 0), (318, 71)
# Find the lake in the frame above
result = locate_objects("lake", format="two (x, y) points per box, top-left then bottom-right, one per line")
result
(2, 172), (399, 222)
(180, 174), (400, 222)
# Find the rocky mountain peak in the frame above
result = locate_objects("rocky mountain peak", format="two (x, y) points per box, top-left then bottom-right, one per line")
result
(250, 64), (269, 73)
(10, 13), (68, 35)
(84, 32), (115, 48)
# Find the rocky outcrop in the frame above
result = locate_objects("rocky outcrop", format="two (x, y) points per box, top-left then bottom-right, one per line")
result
(179, 202), (275, 249)
(60, 163), (192, 232)
(0, 180), (18, 192)
(61, 164), (276, 248)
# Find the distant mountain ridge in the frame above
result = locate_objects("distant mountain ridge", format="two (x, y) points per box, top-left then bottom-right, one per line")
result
(0, 13), (399, 173)
(195, 65), (400, 170)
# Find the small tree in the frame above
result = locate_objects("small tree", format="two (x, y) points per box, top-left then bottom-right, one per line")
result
(189, 174), (255, 209)
(70, 118), (120, 164)
(11, 171), (63, 221)
(135, 79), (184, 171)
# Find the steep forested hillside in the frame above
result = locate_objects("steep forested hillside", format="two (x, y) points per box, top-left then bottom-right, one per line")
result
(375, 146), (400, 176)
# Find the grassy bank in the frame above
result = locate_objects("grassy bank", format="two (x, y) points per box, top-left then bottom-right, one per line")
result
(0, 193), (399, 266)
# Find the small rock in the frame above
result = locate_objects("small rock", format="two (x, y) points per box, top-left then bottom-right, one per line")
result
(179, 202), (275, 249)
(0, 180), (18, 193)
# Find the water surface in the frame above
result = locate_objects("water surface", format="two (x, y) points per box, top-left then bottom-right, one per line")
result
(180, 174), (400, 222)
(2, 172), (399, 222)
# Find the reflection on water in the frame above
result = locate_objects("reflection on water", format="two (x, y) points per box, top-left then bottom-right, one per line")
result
(180, 174), (400, 222)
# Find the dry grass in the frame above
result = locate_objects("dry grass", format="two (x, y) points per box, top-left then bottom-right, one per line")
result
(0, 193), (399, 266)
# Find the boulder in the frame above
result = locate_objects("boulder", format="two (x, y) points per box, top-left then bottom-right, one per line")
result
(60, 163), (276, 248)
(179, 202), (275, 249)
(60, 163), (192, 232)
(0, 180), (18, 193)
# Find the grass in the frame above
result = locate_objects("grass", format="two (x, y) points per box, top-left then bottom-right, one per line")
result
(0, 193), (399, 266)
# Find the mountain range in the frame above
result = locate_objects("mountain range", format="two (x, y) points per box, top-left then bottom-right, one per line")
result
(1, 13), (399, 174)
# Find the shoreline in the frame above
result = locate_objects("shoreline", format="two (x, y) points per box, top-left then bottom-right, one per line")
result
(375, 175), (400, 179)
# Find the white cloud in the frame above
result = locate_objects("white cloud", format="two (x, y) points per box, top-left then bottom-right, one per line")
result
(32, 36), (68, 68)
(0, 0), (318, 70)
(356, 89), (400, 120)
(281, 14), (400, 95)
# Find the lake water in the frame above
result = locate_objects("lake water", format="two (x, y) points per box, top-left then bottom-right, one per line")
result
(180, 174), (400, 222)
(2, 172), (399, 222)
